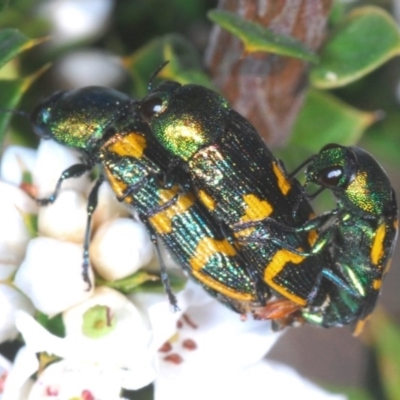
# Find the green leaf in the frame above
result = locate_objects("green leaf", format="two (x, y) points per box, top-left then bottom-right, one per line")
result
(362, 114), (400, 169)
(0, 79), (31, 144)
(369, 309), (400, 400)
(123, 34), (212, 98)
(207, 9), (318, 63)
(289, 89), (378, 152)
(311, 6), (400, 88)
(95, 269), (186, 296)
(0, 0), (11, 14)
(342, 388), (374, 400)
(36, 312), (65, 338)
(133, 272), (186, 294)
(162, 43), (213, 88)
(0, 64), (50, 146)
(95, 270), (160, 294)
(328, 0), (346, 27)
(323, 386), (374, 400)
(0, 28), (45, 70)
(37, 353), (61, 374)
(22, 213), (38, 238)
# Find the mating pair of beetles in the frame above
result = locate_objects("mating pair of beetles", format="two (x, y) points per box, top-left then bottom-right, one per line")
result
(28, 76), (398, 334)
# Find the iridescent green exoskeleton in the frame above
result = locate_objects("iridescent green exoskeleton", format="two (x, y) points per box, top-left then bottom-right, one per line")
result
(139, 81), (352, 314)
(30, 86), (261, 313)
(293, 144), (398, 333)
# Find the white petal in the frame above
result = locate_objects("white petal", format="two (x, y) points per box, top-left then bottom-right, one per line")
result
(155, 241), (182, 271)
(90, 218), (154, 281)
(38, 189), (87, 243)
(165, 282), (277, 367)
(0, 351), (12, 371)
(41, 0), (113, 43)
(56, 50), (125, 88)
(27, 360), (123, 400)
(0, 182), (37, 265)
(15, 311), (76, 357)
(180, 279), (219, 308)
(91, 182), (130, 230)
(0, 181), (37, 213)
(0, 263), (18, 280)
(62, 286), (156, 388)
(0, 284), (35, 343)
(155, 357), (346, 400)
(2, 347), (36, 400)
(130, 280), (208, 355)
(33, 140), (90, 198)
(16, 306), (155, 392)
(62, 287), (152, 358)
(14, 237), (93, 315)
(0, 146), (37, 185)
(132, 291), (185, 353)
(154, 283), (346, 400)
(241, 360), (347, 400)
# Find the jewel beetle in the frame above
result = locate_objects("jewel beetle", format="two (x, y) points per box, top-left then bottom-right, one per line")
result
(29, 86), (262, 314)
(291, 144), (398, 333)
(139, 81), (352, 312)
(247, 144), (398, 332)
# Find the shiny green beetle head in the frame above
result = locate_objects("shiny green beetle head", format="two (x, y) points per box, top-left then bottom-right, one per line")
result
(31, 86), (135, 153)
(140, 81), (230, 161)
(305, 144), (393, 215)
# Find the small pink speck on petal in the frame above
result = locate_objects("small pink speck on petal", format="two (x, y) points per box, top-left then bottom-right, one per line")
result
(182, 339), (197, 350)
(182, 338), (197, 350)
(0, 372), (8, 392)
(46, 385), (60, 396)
(163, 353), (184, 364)
(159, 341), (172, 353)
(82, 389), (95, 400)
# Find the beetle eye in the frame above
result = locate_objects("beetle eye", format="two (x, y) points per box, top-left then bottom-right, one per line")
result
(140, 96), (164, 121)
(318, 166), (343, 188)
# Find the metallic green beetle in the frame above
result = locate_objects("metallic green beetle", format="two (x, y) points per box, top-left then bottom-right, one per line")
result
(139, 82), (352, 314)
(297, 144), (397, 333)
(248, 144), (398, 332)
(30, 86), (262, 313)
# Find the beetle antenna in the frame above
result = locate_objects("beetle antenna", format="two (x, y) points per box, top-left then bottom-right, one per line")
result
(288, 156), (314, 179)
(148, 60), (169, 92)
(0, 108), (30, 119)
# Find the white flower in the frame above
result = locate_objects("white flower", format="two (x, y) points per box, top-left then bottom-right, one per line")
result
(0, 182), (37, 268)
(0, 352), (12, 397)
(4, 285), (188, 397)
(4, 282), (346, 400)
(150, 283), (346, 400)
(62, 286), (154, 375)
(0, 140), (159, 353)
(14, 237), (94, 315)
(91, 183), (130, 230)
(0, 145), (37, 186)
(0, 141), (155, 318)
(32, 140), (90, 198)
(1, 347), (35, 400)
(39, 0), (113, 44)
(27, 360), (124, 400)
(38, 190), (88, 243)
(90, 218), (154, 281)
(0, 284), (34, 343)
